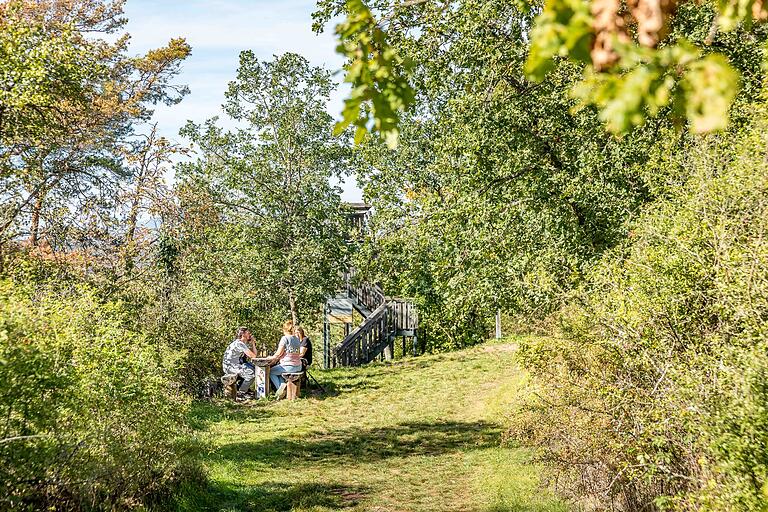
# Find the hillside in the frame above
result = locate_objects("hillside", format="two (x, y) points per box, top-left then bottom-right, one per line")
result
(181, 341), (567, 512)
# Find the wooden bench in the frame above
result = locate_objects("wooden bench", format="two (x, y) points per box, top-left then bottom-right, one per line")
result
(283, 373), (304, 400)
(221, 373), (238, 400)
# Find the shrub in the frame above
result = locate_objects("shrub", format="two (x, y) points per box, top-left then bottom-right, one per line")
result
(0, 278), (200, 510)
(152, 279), (285, 392)
(512, 117), (768, 510)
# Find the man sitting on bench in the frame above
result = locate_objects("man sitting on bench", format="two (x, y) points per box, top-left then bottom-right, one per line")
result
(222, 326), (258, 399)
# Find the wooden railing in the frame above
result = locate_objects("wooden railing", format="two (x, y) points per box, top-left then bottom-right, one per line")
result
(389, 298), (418, 334)
(331, 298), (420, 367)
(344, 270), (385, 312)
(326, 269), (419, 368)
(333, 303), (390, 367)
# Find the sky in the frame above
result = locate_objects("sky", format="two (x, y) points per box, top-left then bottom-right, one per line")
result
(122, 0), (362, 201)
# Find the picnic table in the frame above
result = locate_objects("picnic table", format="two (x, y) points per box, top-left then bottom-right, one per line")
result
(250, 357), (272, 398)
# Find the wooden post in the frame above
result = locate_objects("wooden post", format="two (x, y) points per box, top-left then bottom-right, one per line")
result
(285, 374), (302, 400)
(323, 302), (330, 369)
(495, 309), (502, 339)
(221, 374), (237, 400)
(383, 342), (393, 360)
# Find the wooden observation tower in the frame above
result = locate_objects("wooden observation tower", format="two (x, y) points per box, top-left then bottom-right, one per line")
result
(322, 203), (419, 368)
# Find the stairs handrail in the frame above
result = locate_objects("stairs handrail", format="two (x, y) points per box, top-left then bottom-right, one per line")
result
(344, 269), (385, 311)
(327, 273), (420, 368)
(335, 301), (388, 353)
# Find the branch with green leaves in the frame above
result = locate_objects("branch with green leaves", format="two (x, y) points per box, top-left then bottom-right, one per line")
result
(333, 0), (415, 148)
(526, 0), (749, 133)
(330, 0), (763, 141)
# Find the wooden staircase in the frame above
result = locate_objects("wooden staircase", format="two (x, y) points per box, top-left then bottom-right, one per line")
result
(323, 272), (418, 368)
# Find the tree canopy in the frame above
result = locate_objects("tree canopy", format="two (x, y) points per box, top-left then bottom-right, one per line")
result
(319, 0), (767, 143)
(0, 0), (190, 261)
(178, 51), (353, 328)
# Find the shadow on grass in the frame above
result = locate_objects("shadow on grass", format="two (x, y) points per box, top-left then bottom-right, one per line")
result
(485, 505), (566, 512)
(310, 377), (381, 398)
(180, 480), (367, 512)
(211, 420), (503, 468)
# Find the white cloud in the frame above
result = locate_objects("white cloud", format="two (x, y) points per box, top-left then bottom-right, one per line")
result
(124, 0), (342, 64)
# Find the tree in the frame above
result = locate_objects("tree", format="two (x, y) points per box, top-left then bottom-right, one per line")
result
(119, 125), (187, 278)
(511, 108), (768, 510)
(0, 3), (201, 507)
(320, 0), (671, 350)
(311, 0), (767, 348)
(179, 52), (352, 327)
(0, 0), (190, 262)
(317, 0), (767, 141)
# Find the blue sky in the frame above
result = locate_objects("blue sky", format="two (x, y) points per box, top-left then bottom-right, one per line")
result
(123, 0), (361, 201)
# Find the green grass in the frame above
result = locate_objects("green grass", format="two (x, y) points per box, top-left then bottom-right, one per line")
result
(176, 340), (567, 512)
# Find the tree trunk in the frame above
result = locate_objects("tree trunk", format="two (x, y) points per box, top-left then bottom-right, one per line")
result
(288, 290), (299, 326)
(29, 186), (46, 247)
(123, 195), (141, 275)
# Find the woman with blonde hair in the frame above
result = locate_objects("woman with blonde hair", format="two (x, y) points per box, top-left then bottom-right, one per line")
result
(267, 320), (303, 399)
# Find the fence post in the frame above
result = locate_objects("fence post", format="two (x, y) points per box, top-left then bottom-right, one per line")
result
(323, 302), (330, 369)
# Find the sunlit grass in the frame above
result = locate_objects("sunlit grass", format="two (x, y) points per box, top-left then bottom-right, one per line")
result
(176, 338), (567, 512)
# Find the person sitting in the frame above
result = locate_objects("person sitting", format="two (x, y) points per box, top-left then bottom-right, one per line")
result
(267, 320), (304, 399)
(295, 326), (312, 368)
(295, 326), (313, 390)
(222, 326), (258, 399)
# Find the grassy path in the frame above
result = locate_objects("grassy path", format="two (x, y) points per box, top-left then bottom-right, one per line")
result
(180, 341), (566, 512)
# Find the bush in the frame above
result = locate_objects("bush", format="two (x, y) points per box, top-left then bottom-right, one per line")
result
(0, 277), (200, 510)
(512, 118), (768, 510)
(153, 279), (284, 392)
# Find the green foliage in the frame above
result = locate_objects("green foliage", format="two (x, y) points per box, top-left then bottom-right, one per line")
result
(157, 262), (286, 390)
(174, 52), (352, 379)
(683, 54), (741, 132)
(340, 0), (660, 351)
(6, 1), (768, 510)
(323, 0), (766, 138)
(0, 3), (90, 146)
(0, 0), (190, 249)
(0, 275), (199, 510)
(526, 0), (765, 134)
(525, 0), (593, 80)
(570, 39), (741, 133)
(333, 0), (415, 148)
(512, 113), (768, 510)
